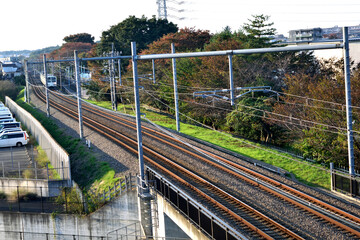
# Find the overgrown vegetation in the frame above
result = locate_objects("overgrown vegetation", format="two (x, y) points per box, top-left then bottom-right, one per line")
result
(56, 187), (86, 214)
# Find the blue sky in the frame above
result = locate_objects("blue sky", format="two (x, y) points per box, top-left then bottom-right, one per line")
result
(1, 0), (359, 51)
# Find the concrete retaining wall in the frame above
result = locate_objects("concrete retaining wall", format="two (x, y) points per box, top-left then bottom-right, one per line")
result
(0, 190), (139, 239)
(0, 179), (69, 197)
(5, 97), (71, 181)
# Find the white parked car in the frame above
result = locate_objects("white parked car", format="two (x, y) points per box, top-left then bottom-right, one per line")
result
(0, 122), (20, 131)
(0, 112), (12, 119)
(0, 131), (29, 147)
(0, 127), (23, 135)
(0, 118), (15, 124)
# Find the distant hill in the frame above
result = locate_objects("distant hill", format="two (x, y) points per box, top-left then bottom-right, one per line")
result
(0, 46), (61, 60)
(0, 50), (32, 57)
(28, 46), (61, 60)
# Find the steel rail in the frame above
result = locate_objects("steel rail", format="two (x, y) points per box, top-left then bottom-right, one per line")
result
(32, 86), (303, 240)
(46, 88), (360, 237)
(50, 89), (360, 229)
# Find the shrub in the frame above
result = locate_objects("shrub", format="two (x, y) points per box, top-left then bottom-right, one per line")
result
(22, 169), (34, 179)
(0, 192), (7, 200)
(9, 189), (39, 201)
(20, 192), (39, 201)
(56, 187), (85, 214)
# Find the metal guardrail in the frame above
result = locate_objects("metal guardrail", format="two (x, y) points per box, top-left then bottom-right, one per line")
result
(91, 174), (136, 203)
(332, 171), (360, 197)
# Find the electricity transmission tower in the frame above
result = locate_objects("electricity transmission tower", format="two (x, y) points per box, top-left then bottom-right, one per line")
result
(157, 0), (185, 20)
(157, 0), (167, 19)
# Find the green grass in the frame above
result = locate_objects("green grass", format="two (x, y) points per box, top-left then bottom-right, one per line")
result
(88, 99), (330, 189)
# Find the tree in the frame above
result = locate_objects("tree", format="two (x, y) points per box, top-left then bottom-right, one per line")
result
(271, 59), (360, 166)
(96, 15), (178, 56)
(0, 81), (19, 101)
(14, 75), (25, 86)
(132, 28), (211, 113)
(241, 14), (276, 48)
(140, 27), (211, 54)
(48, 42), (93, 60)
(226, 96), (286, 143)
(63, 33), (95, 44)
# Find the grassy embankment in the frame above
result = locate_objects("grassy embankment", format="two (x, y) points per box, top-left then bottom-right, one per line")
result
(15, 89), (119, 192)
(87, 99), (331, 190)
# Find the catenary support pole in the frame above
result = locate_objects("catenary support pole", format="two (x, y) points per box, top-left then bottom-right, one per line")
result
(74, 50), (84, 139)
(131, 42), (145, 185)
(59, 62), (62, 91)
(343, 27), (355, 176)
(131, 42), (153, 238)
(152, 59), (156, 84)
(171, 43), (180, 132)
(111, 43), (117, 111)
(228, 54), (235, 106)
(118, 59), (122, 86)
(43, 55), (50, 117)
(108, 55), (114, 110)
(109, 44), (115, 110)
(24, 60), (30, 103)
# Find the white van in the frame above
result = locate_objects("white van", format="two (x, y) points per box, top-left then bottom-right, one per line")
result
(0, 131), (29, 147)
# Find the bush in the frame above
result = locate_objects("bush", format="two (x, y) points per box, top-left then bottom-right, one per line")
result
(14, 75), (25, 86)
(0, 192), (7, 200)
(56, 187), (85, 214)
(22, 169), (34, 179)
(20, 192), (39, 201)
(10, 189), (39, 201)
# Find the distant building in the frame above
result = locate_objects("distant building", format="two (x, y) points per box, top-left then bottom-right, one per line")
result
(288, 24), (360, 42)
(322, 25), (360, 39)
(0, 61), (22, 79)
(270, 34), (288, 43)
(288, 28), (323, 42)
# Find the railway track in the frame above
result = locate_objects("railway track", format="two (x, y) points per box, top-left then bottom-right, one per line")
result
(31, 83), (360, 239)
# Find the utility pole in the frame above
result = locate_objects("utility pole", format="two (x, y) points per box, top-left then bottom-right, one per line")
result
(74, 51), (84, 139)
(43, 55), (50, 117)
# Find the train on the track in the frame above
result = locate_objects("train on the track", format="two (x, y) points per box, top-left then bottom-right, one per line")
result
(40, 74), (57, 88)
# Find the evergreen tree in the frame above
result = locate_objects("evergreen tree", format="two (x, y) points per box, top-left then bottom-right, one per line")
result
(241, 14), (276, 48)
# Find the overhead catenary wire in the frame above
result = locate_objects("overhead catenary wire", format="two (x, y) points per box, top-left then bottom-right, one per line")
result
(142, 88), (358, 134)
(141, 90), (330, 173)
(30, 63), (359, 133)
